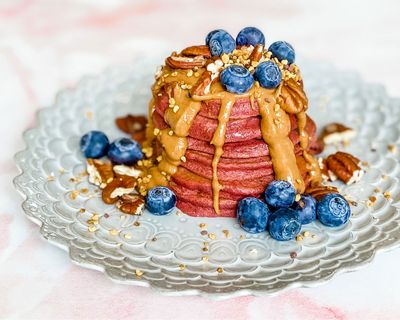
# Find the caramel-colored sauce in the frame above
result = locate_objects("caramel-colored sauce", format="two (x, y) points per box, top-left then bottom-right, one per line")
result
(256, 88), (305, 193)
(139, 59), (321, 213)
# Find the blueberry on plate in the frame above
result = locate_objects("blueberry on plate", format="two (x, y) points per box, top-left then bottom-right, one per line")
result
(236, 27), (265, 47)
(207, 30), (236, 56)
(268, 41), (295, 64)
(220, 65), (254, 94)
(107, 137), (143, 165)
(237, 197), (270, 233)
(146, 186), (177, 215)
(264, 180), (296, 209)
(206, 29), (226, 45)
(268, 208), (301, 241)
(292, 194), (317, 224)
(317, 193), (351, 227)
(80, 130), (109, 159)
(254, 61), (282, 89)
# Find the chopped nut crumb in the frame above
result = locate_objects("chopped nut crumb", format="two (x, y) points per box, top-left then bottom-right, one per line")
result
(109, 229), (119, 236)
(135, 269), (143, 277)
(208, 233), (216, 240)
(133, 221), (141, 227)
(124, 233), (132, 239)
(70, 190), (79, 200)
(216, 267), (223, 273)
(202, 256), (209, 262)
(88, 225), (97, 232)
(384, 191), (391, 199)
(296, 235), (303, 242)
(199, 223), (206, 229)
(295, 194), (301, 202)
(179, 264), (186, 271)
(388, 144), (397, 153)
(222, 230), (230, 238)
(303, 231), (310, 237)
(290, 252), (297, 259)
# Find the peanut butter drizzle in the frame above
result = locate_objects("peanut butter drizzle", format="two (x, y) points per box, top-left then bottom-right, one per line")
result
(296, 111), (321, 186)
(255, 87), (305, 193)
(193, 92), (236, 214)
(140, 63), (321, 213)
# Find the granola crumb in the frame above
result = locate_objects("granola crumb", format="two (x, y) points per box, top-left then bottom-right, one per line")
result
(109, 229), (119, 236)
(208, 233), (216, 240)
(222, 229), (230, 238)
(135, 269), (143, 277)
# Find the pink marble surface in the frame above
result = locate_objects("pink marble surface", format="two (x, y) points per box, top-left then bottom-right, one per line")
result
(2, 0), (400, 319)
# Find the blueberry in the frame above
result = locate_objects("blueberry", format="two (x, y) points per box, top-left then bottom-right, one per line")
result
(207, 30), (235, 56)
(80, 130), (109, 159)
(292, 195), (317, 224)
(146, 186), (177, 215)
(268, 41), (295, 64)
(220, 65), (254, 94)
(254, 61), (282, 89)
(317, 193), (351, 227)
(237, 197), (270, 233)
(268, 208), (301, 241)
(206, 29), (226, 45)
(264, 180), (296, 209)
(236, 27), (265, 47)
(107, 137), (143, 165)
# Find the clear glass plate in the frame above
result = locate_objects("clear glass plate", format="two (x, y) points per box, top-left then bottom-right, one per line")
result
(14, 58), (400, 299)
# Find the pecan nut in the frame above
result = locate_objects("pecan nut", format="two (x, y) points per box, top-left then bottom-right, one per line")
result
(113, 165), (142, 178)
(181, 45), (211, 58)
(86, 159), (114, 188)
(306, 185), (339, 200)
(117, 194), (145, 215)
(279, 78), (308, 114)
(116, 115), (147, 135)
(326, 151), (364, 185)
(190, 71), (213, 96)
(249, 44), (264, 63)
(166, 55), (207, 69)
(319, 123), (356, 145)
(102, 175), (137, 204)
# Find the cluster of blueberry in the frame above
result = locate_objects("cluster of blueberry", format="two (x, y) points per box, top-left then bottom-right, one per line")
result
(237, 180), (351, 241)
(205, 27), (295, 94)
(80, 130), (143, 165)
(79, 130), (177, 216)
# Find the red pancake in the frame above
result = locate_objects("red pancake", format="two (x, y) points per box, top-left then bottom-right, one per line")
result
(172, 166), (274, 198)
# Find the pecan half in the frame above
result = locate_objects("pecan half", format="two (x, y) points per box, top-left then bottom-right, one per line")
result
(326, 151), (364, 185)
(113, 165), (142, 178)
(279, 78), (308, 114)
(86, 159), (114, 189)
(166, 55), (207, 69)
(102, 175), (137, 204)
(249, 44), (264, 63)
(181, 45), (211, 58)
(116, 115), (147, 135)
(319, 123), (356, 145)
(117, 194), (145, 215)
(306, 185), (339, 200)
(190, 71), (213, 96)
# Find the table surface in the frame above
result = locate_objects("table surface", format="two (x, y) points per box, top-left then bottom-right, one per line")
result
(1, 0), (400, 319)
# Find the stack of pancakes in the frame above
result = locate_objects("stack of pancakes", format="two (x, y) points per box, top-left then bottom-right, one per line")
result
(151, 90), (321, 217)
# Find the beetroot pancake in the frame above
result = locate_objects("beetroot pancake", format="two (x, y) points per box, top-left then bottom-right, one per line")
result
(136, 39), (323, 217)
